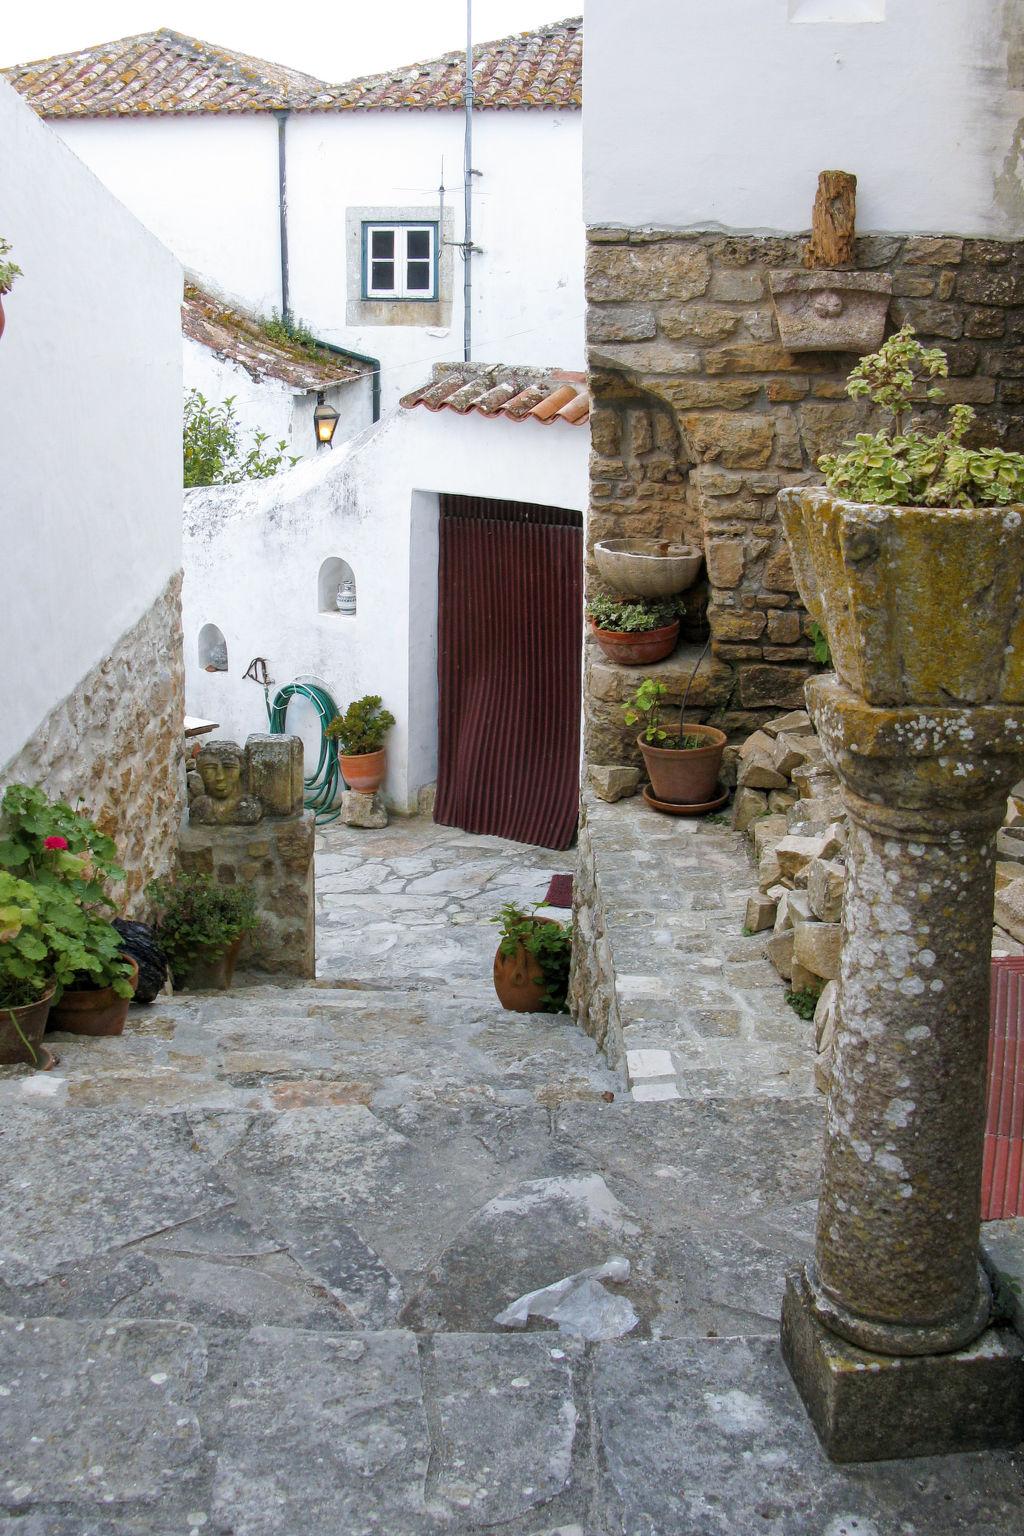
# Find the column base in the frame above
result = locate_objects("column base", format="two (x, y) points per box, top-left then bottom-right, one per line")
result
(781, 1269), (1024, 1463)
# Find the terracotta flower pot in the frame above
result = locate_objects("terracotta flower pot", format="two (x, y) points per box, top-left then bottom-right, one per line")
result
(49, 959), (139, 1037)
(0, 295), (6, 344)
(637, 725), (727, 805)
(779, 484), (1024, 707)
(493, 919), (556, 1012)
(180, 933), (244, 991)
(589, 618), (680, 666)
(341, 749), (386, 795)
(0, 983), (56, 1066)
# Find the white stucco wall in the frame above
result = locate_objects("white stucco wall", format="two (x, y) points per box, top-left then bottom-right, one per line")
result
(584, 0), (1024, 237)
(0, 80), (183, 767)
(51, 107), (584, 412)
(183, 336), (372, 459)
(182, 407), (588, 810)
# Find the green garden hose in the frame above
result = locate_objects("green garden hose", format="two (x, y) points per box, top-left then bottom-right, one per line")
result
(266, 681), (343, 824)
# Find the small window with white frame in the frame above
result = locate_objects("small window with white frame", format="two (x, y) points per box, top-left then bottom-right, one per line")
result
(363, 222), (438, 301)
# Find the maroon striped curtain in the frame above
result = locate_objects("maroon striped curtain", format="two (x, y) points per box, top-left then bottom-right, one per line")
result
(434, 495), (583, 850)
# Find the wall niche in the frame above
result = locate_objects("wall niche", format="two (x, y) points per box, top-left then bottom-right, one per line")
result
(318, 557), (357, 616)
(198, 623), (228, 672)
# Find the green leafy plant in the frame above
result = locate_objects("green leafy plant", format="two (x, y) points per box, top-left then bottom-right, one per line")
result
(147, 874), (258, 988)
(260, 309), (320, 355)
(0, 785), (134, 997)
(0, 873), (51, 1010)
(623, 680), (702, 750)
(809, 621), (832, 667)
(586, 595), (680, 634)
(786, 988), (820, 1020)
(0, 236), (21, 295)
(819, 325), (1024, 508)
(493, 903), (572, 1013)
(183, 389), (300, 488)
(326, 695), (396, 756)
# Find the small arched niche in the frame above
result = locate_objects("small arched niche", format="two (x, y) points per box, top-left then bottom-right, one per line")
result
(198, 623), (229, 673)
(318, 557), (357, 616)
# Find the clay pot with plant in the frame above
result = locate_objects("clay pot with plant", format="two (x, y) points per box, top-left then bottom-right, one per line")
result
(0, 873), (58, 1066)
(0, 236), (21, 344)
(624, 662), (726, 808)
(147, 873), (259, 991)
(0, 785), (137, 1038)
(586, 595), (681, 666)
(492, 903), (572, 1014)
(326, 694), (396, 795)
(779, 325), (1024, 706)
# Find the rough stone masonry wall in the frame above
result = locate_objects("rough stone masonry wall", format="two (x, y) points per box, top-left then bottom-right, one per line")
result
(0, 573), (186, 913)
(585, 230), (1024, 761)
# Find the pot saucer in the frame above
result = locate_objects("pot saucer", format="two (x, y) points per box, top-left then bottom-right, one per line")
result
(642, 783), (730, 817)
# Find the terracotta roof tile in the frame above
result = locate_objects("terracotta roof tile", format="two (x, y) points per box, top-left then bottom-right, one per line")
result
(3, 18), (582, 117)
(182, 284), (368, 391)
(320, 17), (582, 112)
(400, 365), (588, 426)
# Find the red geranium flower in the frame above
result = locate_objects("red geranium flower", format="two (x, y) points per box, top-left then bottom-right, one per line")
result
(43, 836), (69, 851)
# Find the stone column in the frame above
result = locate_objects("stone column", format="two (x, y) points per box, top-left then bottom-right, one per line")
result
(781, 675), (1024, 1461)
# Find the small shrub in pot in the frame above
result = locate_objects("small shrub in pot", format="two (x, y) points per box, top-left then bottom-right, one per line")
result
(623, 679), (726, 806)
(148, 874), (258, 990)
(586, 595), (681, 665)
(326, 694), (396, 795)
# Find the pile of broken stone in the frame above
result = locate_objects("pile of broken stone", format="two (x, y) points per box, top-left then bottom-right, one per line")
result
(731, 707), (1024, 1093)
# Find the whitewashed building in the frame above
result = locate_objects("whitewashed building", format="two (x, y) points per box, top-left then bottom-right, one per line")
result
(4, 20), (584, 415)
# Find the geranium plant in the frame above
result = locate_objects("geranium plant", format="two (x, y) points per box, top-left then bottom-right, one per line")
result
(0, 237), (21, 295)
(820, 324), (1024, 507)
(586, 595), (681, 634)
(326, 695), (396, 756)
(147, 873), (258, 988)
(493, 903), (572, 1013)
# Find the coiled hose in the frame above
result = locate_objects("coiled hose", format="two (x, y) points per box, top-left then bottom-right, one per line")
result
(266, 681), (343, 824)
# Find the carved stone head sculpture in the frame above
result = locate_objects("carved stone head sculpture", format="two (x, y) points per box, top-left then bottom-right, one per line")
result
(188, 740), (264, 825)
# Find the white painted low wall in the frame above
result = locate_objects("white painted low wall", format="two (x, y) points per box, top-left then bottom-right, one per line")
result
(182, 407), (589, 811)
(584, 0), (1024, 237)
(0, 80), (183, 768)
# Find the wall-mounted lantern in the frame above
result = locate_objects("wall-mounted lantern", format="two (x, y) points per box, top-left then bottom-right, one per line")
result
(314, 392), (340, 449)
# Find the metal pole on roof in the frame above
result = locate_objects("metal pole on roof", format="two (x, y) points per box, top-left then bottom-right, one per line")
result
(463, 0), (473, 362)
(275, 110), (291, 326)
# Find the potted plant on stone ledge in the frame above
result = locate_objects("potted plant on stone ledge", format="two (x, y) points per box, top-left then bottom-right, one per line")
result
(0, 237), (21, 344)
(624, 676), (727, 814)
(148, 872), (258, 991)
(327, 694), (396, 795)
(779, 325), (1024, 707)
(586, 595), (681, 666)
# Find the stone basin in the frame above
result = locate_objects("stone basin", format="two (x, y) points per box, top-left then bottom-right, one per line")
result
(594, 539), (703, 599)
(779, 484), (1024, 707)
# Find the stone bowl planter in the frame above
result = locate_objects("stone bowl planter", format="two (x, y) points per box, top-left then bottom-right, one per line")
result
(779, 485), (1024, 707)
(48, 959), (139, 1037)
(0, 983), (56, 1066)
(637, 725), (726, 805)
(594, 540), (703, 599)
(588, 618), (680, 666)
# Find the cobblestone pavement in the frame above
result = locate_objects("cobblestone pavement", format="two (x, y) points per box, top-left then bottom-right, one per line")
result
(0, 815), (1020, 1532)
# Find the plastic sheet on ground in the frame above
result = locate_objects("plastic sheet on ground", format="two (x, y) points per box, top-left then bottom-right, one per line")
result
(494, 1256), (639, 1341)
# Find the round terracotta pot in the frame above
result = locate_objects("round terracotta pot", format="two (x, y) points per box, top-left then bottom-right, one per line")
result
(589, 619), (680, 666)
(493, 919), (556, 1012)
(49, 959), (139, 1037)
(180, 933), (244, 991)
(341, 749), (387, 795)
(0, 983), (56, 1066)
(637, 724), (727, 805)
(0, 295), (6, 344)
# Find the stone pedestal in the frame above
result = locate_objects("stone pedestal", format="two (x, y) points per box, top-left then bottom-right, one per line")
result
(179, 812), (315, 978)
(783, 675), (1024, 1458)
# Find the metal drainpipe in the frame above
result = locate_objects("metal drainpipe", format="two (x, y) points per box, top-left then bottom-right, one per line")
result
(314, 338), (382, 425)
(463, 0), (473, 362)
(275, 110), (291, 325)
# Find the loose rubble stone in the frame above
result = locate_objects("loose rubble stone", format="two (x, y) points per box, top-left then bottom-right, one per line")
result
(773, 733), (823, 776)
(767, 929), (795, 980)
(752, 815), (789, 863)
(775, 890), (812, 932)
(807, 858), (846, 924)
(738, 729), (776, 761)
(589, 765), (641, 803)
(731, 786), (768, 832)
(763, 710), (813, 738)
(775, 834), (827, 881)
(994, 877), (1024, 943)
(340, 790), (389, 828)
(744, 893), (777, 933)
(768, 789), (797, 815)
(793, 920), (842, 983)
(737, 751), (788, 791)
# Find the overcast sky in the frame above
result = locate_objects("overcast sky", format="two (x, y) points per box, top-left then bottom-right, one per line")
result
(1, 1), (579, 79)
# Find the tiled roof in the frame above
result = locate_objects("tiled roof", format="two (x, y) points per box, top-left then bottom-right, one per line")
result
(182, 285), (368, 391)
(2, 28), (336, 116)
(401, 365), (589, 426)
(320, 17), (582, 111)
(2, 18), (582, 117)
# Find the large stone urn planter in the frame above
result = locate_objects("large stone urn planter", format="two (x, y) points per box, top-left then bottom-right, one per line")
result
(778, 485), (1024, 706)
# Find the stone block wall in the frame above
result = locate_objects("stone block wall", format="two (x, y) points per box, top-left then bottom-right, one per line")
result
(0, 573), (186, 912)
(585, 230), (1024, 759)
